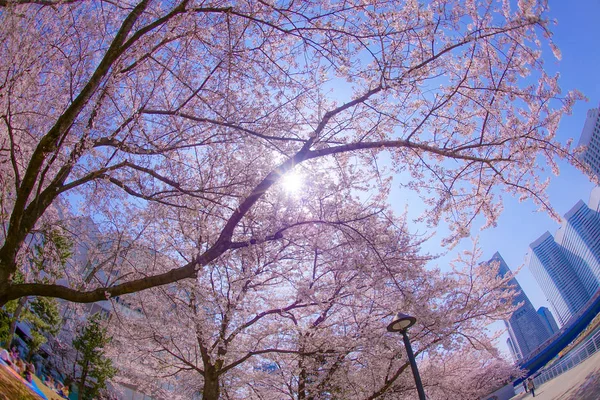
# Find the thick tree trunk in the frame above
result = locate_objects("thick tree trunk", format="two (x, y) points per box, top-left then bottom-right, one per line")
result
(202, 368), (220, 400)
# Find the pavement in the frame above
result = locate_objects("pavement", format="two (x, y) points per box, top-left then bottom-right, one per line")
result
(510, 350), (600, 400)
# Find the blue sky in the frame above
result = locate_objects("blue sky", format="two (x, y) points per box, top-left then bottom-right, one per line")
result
(386, 0), (600, 354)
(469, 0), (600, 313)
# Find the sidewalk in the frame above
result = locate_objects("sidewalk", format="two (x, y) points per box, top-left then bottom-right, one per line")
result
(511, 350), (600, 400)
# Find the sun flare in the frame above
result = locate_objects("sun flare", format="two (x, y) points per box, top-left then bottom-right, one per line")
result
(281, 170), (304, 195)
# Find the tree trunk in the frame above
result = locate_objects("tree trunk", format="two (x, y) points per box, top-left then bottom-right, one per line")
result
(298, 367), (308, 400)
(7, 297), (27, 346)
(78, 361), (89, 400)
(202, 368), (220, 400)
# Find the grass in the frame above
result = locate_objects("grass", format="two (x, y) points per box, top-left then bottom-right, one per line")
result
(0, 365), (41, 400)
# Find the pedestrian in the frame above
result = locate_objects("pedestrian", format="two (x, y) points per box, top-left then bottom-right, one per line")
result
(527, 377), (536, 397)
(10, 346), (19, 361)
(522, 380), (528, 393)
(15, 358), (26, 375)
(24, 362), (35, 383)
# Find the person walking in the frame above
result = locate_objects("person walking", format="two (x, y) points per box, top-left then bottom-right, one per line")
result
(527, 377), (536, 397)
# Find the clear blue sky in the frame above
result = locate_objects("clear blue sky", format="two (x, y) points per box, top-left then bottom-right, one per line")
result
(469, 0), (600, 313)
(388, 0), (600, 355)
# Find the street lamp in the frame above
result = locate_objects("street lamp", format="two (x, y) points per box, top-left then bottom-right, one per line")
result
(387, 312), (426, 400)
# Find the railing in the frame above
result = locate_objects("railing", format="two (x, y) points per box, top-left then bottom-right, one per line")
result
(533, 328), (600, 387)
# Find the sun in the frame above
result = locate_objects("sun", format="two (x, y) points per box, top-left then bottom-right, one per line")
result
(280, 170), (304, 195)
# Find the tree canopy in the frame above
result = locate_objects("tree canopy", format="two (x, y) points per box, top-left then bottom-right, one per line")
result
(1, 0), (579, 397)
(0, 0), (583, 305)
(107, 237), (519, 399)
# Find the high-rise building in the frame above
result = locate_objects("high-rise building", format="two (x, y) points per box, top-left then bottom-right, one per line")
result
(528, 232), (590, 325)
(507, 337), (519, 363)
(537, 306), (559, 335)
(577, 103), (600, 178)
(557, 200), (600, 294)
(587, 186), (600, 213)
(527, 190), (600, 326)
(488, 252), (552, 361)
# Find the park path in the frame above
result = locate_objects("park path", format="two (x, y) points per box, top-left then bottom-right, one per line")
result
(511, 350), (600, 400)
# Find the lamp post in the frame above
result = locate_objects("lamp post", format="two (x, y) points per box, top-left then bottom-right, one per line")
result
(387, 312), (426, 400)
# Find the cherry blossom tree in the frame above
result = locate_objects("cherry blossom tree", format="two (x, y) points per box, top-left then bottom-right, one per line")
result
(0, 0), (585, 304)
(241, 241), (523, 400)
(107, 218), (520, 399)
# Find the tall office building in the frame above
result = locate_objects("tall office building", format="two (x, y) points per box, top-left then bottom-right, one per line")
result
(557, 200), (600, 294)
(537, 306), (559, 335)
(577, 103), (600, 178)
(528, 232), (590, 325)
(504, 306), (558, 363)
(528, 191), (600, 326)
(588, 186), (600, 213)
(488, 252), (552, 361)
(507, 337), (519, 363)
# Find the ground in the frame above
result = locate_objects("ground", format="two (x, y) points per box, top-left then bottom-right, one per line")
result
(0, 365), (40, 400)
(511, 349), (600, 400)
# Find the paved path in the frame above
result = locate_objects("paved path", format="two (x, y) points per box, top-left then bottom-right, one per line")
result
(511, 350), (600, 400)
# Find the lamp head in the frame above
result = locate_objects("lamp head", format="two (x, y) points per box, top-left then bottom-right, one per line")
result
(387, 312), (416, 332)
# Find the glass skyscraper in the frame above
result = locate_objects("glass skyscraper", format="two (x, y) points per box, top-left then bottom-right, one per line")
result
(529, 232), (590, 325)
(506, 337), (519, 363)
(488, 252), (553, 361)
(538, 306), (559, 335)
(528, 191), (600, 327)
(557, 200), (600, 294)
(577, 103), (600, 179)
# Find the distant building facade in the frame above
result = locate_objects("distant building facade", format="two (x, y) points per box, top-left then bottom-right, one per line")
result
(537, 306), (559, 335)
(528, 232), (590, 325)
(558, 200), (600, 292)
(506, 337), (519, 363)
(488, 253), (553, 361)
(528, 190), (600, 326)
(577, 103), (600, 179)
